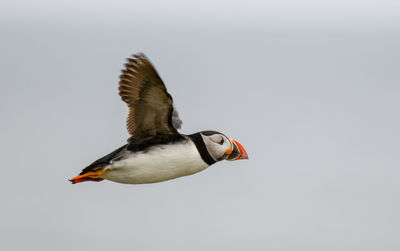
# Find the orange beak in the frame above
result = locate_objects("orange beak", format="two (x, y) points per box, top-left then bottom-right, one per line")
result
(226, 138), (248, 161)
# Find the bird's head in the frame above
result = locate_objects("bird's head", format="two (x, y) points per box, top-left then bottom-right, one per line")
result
(200, 131), (248, 162)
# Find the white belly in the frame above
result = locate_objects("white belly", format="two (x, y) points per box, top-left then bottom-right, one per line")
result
(101, 140), (209, 184)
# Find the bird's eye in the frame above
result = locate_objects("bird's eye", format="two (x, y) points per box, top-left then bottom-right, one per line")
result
(219, 138), (224, 145)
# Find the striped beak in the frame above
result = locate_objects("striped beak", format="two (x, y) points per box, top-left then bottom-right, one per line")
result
(226, 139), (248, 161)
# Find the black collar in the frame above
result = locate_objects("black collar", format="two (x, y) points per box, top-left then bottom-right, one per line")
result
(188, 133), (216, 166)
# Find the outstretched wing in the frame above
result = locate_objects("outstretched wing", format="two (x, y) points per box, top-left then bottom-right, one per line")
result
(119, 53), (182, 140)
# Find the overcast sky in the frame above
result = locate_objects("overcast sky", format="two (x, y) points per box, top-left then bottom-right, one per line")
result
(1, 0), (399, 250)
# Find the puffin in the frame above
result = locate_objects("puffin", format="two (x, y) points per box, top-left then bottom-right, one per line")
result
(70, 53), (248, 184)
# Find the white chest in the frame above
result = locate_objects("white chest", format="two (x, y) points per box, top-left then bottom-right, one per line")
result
(102, 140), (209, 184)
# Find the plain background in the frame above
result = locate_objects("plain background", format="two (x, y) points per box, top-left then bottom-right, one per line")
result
(1, 0), (399, 250)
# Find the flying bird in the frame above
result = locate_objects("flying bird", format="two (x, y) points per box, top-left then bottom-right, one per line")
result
(70, 53), (248, 184)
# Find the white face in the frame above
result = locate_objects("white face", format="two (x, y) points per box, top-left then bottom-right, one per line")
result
(201, 132), (232, 162)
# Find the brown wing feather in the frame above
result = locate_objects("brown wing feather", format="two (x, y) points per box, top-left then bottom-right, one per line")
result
(118, 53), (180, 139)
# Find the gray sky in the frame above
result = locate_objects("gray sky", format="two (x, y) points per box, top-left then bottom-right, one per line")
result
(1, 0), (400, 250)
